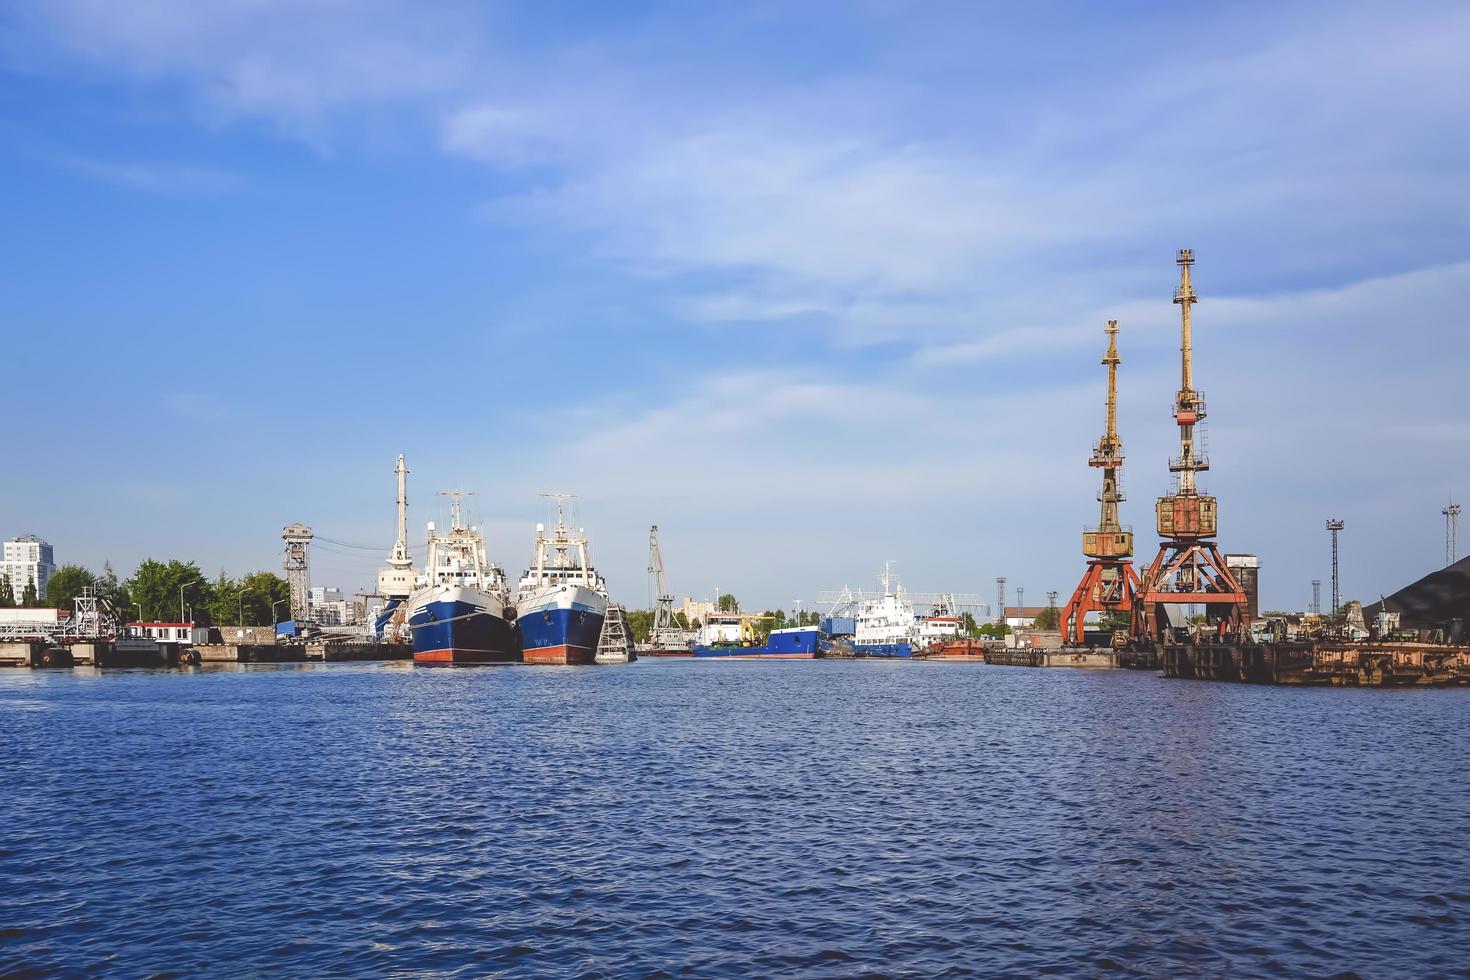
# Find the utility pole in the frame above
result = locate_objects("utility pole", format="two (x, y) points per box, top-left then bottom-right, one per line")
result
(1326, 519), (1345, 621)
(1311, 579), (1321, 617)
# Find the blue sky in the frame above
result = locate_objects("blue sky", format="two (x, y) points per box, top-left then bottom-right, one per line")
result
(2, 1), (1467, 612)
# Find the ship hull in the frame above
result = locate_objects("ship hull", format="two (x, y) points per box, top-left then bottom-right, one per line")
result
(853, 641), (914, 658)
(517, 586), (607, 665)
(692, 648), (816, 660)
(407, 587), (518, 666)
(694, 628), (825, 660)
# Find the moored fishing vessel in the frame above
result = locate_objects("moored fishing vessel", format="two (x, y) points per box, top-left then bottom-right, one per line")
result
(515, 494), (609, 665)
(407, 491), (518, 666)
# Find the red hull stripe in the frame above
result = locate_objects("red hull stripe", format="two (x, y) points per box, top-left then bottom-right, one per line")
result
(522, 643), (594, 665)
(414, 648), (513, 664)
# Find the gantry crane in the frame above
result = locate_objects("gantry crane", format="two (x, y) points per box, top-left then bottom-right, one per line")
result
(1060, 320), (1141, 645)
(646, 525), (691, 651)
(1136, 250), (1249, 641)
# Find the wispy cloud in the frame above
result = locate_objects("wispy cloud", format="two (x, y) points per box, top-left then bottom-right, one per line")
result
(42, 149), (238, 195)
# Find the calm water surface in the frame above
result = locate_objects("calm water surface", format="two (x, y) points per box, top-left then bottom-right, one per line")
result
(2, 661), (1468, 977)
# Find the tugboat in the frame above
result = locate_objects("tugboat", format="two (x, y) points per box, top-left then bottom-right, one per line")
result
(515, 493), (609, 665)
(406, 491), (518, 666)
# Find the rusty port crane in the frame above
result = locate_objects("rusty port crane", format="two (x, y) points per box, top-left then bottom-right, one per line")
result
(1060, 320), (1140, 646)
(1136, 249), (1250, 642)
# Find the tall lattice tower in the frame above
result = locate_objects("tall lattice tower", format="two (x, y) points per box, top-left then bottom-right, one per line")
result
(282, 523), (313, 622)
(1327, 518), (1345, 620)
(995, 577), (1006, 627)
(1061, 320), (1141, 645)
(1444, 502), (1461, 565)
(1137, 250), (1249, 641)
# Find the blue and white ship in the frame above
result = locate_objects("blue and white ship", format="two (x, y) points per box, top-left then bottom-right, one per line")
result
(515, 494), (609, 665)
(407, 491), (518, 666)
(852, 564), (962, 658)
(693, 617), (828, 659)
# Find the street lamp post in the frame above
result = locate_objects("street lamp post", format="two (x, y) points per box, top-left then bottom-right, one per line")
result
(179, 584), (186, 624)
(272, 599), (286, 625)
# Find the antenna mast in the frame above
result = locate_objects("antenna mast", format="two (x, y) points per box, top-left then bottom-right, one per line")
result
(1444, 502), (1461, 565)
(1327, 518), (1345, 622)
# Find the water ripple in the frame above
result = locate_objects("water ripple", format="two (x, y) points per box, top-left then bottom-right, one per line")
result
(2, 662), (1469, 975)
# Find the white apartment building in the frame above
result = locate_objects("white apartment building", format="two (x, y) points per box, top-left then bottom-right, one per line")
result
(679, 597), (716, 625)
(309, 587), (358, 626)
(2, 534), (56, 600)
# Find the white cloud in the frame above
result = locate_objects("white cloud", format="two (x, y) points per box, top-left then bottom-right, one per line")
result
(14, 0), (490, 130)
(43, 150), (238, 195)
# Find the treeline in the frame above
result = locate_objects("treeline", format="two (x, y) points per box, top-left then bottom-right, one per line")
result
(0, 560), (289, 627)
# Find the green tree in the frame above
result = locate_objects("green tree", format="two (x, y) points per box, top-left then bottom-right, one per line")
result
(674, 610), (690, 630)
(960, 611), (979, 637)
(45, 565), (97, 614)
(206, 571), (243, 627)
(1097, 611), (1133, 633)
(127, 559), (212, 623)
(239, 571), (290, 625)
(1032, 606), (1061, 631)
(717, 593), (739, 612)
(625, 608), (652, 644)
(0, 574), (13, 608)
(978, 622), (1011, 638)
(96, 561), (131, 621)
(21, 578), (39, 607)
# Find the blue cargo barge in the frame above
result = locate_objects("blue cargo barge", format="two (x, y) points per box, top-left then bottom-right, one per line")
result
(693, 626), (828, 659)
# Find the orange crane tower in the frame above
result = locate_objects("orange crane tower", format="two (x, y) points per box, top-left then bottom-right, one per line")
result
(1136, 250), (1249, 641)
(1060, 320), (1141, 645)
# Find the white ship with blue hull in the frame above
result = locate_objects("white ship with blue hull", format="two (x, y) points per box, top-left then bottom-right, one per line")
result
(407, 491), (518, 666)
(515, 494), (608, 666)
(852, 564), (963, 658)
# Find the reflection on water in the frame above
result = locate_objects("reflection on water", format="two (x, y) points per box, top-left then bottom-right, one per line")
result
(2, 661), (1467, 975)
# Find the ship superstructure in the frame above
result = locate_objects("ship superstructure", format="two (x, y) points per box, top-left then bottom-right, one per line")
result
(405, 490), (517, 665)
(515, 493), (609, 665)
